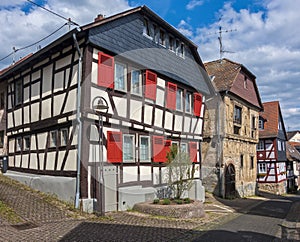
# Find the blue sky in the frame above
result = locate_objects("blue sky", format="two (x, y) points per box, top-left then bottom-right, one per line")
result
(0, 0), (299, 131)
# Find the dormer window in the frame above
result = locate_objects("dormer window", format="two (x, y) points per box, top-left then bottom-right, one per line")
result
(169, 36), (175, 51)
(143, 18), (151, 37)
(159, 29), (166, 46)
(259, 117), (264, 130)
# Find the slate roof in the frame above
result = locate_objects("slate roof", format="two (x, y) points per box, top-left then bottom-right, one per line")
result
(204, 58), (262, 109)
(259, 101), (287, 139)
(286, 142), (300, 161)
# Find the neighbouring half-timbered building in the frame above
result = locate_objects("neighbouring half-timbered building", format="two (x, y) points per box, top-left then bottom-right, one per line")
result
(0, 6), (214, 212)
(202, 59), (263, 198)
(257, 101), (288, 195)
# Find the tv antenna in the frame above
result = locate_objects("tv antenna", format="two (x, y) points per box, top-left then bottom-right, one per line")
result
(217, 26), (237, 61)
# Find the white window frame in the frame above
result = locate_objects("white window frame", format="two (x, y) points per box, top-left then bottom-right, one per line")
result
(257, 140), (264, 151)
(60, 128), (68, 146)
(159, 29), (166, 46)
(114, 62), (127, 91)
(185, 92), (192, 113)
(123, 134), (135, 162)
(176, 88), (183, 111)
(131, 69), (142, 95)
(15, 79), (22, 105)
(180, 143), (188, 153)
(258, 163), (267, 173)
(168, 36), (175, 52)
(24, 136), (31, 151)
(139, 136), (150, 162)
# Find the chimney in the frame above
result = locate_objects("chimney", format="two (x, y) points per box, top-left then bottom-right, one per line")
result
(94, 14), (105, 22)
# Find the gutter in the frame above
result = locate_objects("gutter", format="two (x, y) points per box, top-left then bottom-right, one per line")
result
(73, 31), (83, 209)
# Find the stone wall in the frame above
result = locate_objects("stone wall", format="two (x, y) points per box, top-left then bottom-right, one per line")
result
(258, 181), (287, 195)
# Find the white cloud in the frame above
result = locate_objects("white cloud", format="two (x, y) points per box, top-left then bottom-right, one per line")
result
(186, 0), (204, 10)
(193, 0), (300, 130)
(0, 0), (130, 69)
(177, 20), (193, 38)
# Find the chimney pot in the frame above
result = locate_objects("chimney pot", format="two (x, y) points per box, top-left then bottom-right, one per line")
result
(94, 14), (105, 22)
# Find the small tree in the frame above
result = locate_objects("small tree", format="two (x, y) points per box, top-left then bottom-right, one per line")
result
(166, 145), (195, 199)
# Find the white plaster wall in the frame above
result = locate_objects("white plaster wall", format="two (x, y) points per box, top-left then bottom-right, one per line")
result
(156, 88), (165, 107)
(64, 149), (76, 171)
(9, 139), (14, 153)
(31, 103), (39, 123)
(31, 82), (40, 101)
(123, 167), (138, 183)
(144, 105), (153, 125)
(24, 106), (30, 124)
(140, 166), (152, 181)
(24, 87), (30, 103)
(184, 117), (191, 133)
(22, 154), (29, 169)
(32, 70), (41, 81)
(7, 113), (13, 129)
(37, 133), (47, 149)
(56, 151), (66, 170)
(153, 167), (160, 185)
(29, 154), (38, 170)
(114, 96), (127, 118)
(56, 55), (72, 70)
(54, 71), (64, 92)
(130, 99), (142, 122)
(154, 108), (163, 127)
(53, 93), (64, 116)
(14, 109), (22, 127)
(42, 65), (52, 97)
(46, 152), (56, 170)
(39, 153), (45, 170)
(164, 111), (173, 130)
(174, 115), (183, 132)
(64, 89), (76, 113)
(41, 98), (51, 120)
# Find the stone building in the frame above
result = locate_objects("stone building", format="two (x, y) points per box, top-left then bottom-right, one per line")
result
(202, 59), (263, 198)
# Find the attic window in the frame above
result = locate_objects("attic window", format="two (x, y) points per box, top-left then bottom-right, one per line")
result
(143, 18), (151, 37)
(159, 29), (166, 46)
(258, 117), (264, 130)
(244, 76), (248, 89)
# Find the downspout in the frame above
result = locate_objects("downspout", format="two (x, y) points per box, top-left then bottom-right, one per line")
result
(73, 31), (83, 209)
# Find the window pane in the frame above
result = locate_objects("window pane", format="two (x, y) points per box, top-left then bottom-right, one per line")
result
(51, 131), (57, 147)
(0, 131), (4, 148)
(181, 143), (187, 153)
(115, 63), (126, 90)
(176, 89), (182, 110)
(131, 70), (141, 95)
(123, 135), (134, 161)
(61, 129), (68, 146)
(185, 92), (191, 113)
(140, 137), (149, 161)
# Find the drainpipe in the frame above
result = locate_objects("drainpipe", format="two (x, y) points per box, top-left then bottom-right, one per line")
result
(73, 31), (83, 209)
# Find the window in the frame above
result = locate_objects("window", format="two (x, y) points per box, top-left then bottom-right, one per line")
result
(131, 69), (142, 95)
(278, 140), (281, 151)
(240, 154), (244, 168)
(60, 129), (68, 146)
(171, 141), (179, 152)
(278, 121), (282, 130)
(176, 88), (183, 111)
(178, 43), (185, 58)
(257, 140), (264, 151)
(15, 79), (22, 105)
(140, 136), (150, 162)
(123, 135), (135, 162)
(169, 36), (175, 51)
(24, 136), (31, 151)
(251, 116), (256, 138)
(185, 92), (192, 113)
(258, 117), (264, 130)
(0, 131), (4, 148)
(159, 29), (166, 46)
(234, 106), (242, 124)
(244, 76), (248, 89)
(180, 143), (187, 153)
(16, 137), (22, 151)
(114, 62), (127, 91)
(0, 92), (4, 109)
(153, 24), (158, 43)
(258, 163), (267, 173)
(250, 156), (254, 169)
(50, 131), (57, 147)
(143, 18), (151, 37)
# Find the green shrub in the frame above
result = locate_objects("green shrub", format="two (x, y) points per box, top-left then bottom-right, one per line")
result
(184, 198), (191, 204)
(153, 198), (160, 204)
(162, 198), (171, 205)
(174, 199), (183, 204)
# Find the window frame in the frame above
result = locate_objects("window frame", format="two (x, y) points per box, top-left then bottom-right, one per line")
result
(159, 29), (166, 46)
(234, 105), (242, 124)
(60, 128), (69, 147)
(258, 118), (264, 130)
(176, 88), (183, 111)
(15, 79), (23, 106)
(185, 92), (192, 113)
(130, 69), (142, 96)
(240, 154), (244, 168)
(114, 62), (127, 92)
(24, 136), (31, 151)
(257, 140), (264, 151)
(180, 142), (188, 153)
(139, 136), (150, 162)
(258, 163), (267, 173)
(123, 134), (135, 163)
(16, 137), (22, 151)
(50, 130), (58, 148)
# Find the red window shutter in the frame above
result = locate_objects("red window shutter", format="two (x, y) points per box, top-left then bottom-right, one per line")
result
(166, 82), (177, 110)
(98, 52), (114, 88)
(107, 131), (122, 163)
(193, 92), (203, 117)
(152, 136), (165, 162)
(145, 70), (157, 100)
(163, 140), (171, 163)
(189, 142), (197, 162)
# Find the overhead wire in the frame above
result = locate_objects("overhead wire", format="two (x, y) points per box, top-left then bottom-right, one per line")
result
(0, 0), (80, 64)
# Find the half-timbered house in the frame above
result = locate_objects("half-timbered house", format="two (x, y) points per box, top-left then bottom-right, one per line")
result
(0, 6), (214, 212)
(202, 59), (263, 198)
(257, 101), (288, 194)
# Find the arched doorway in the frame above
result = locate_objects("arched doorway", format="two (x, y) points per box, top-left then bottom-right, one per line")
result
(225, 164), (236, 199)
